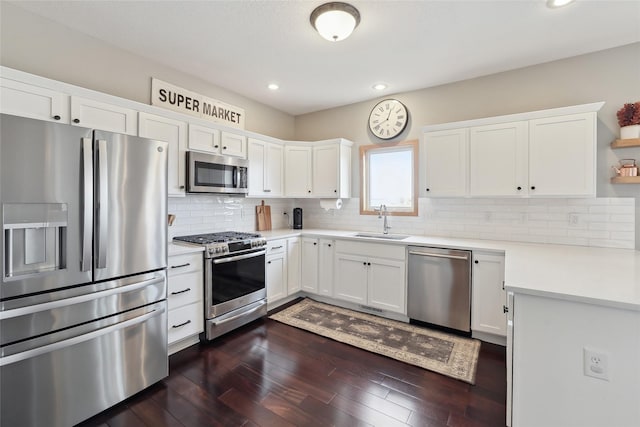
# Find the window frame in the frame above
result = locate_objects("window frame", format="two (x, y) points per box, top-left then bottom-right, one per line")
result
(359, 139), (419, 216)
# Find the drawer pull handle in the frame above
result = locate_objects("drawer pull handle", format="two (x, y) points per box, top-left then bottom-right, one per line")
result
(271, 245), (283, 250)
(172, 320), (191, 329)
(171, 287), (191, 295)
(171, 263), (190, 269)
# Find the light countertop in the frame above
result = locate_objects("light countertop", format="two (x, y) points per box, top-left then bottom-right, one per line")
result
(259, 228), (640, 311)
(168, 242), (204, 257)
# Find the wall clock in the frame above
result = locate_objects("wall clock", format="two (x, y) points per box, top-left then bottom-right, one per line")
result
(368, 99), (409, 140)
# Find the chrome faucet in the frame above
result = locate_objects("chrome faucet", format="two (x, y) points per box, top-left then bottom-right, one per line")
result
(378, 204), (391, 234)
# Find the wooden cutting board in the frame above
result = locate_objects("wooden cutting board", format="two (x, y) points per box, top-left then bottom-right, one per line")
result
(256, 200), (272, 231)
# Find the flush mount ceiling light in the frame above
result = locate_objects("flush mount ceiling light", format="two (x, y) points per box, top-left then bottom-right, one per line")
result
(310, 2), (361, 42)
(546, 0), (576, 8)
(267, 83), (279, 91)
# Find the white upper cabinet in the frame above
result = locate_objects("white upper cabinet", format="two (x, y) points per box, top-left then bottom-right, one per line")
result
(528, 112), (596, 197)
(313, 143), (351, 198)
(423, 128), (468, 196)
(285, 139), (352, 198)
(248, 138), (283, 197)
(220, 131), (247, 158)
(422, 103), (602, 198)
(71, 96), (138, 135)
(0, 78), (69, 123)
(285, 145), (313, 197)
(138, 112), (188, 197)
(188, 123), (221, 153)
(469, 121), (528, 196)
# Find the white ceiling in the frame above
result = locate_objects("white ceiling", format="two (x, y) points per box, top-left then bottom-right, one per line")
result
(9, 0), (640, 116)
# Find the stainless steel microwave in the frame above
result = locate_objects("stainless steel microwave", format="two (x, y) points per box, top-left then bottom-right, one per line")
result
(186, 151), (248, 194)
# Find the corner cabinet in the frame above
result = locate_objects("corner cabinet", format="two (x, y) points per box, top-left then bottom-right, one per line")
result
(471, 251), (506, 338)
(284, 139), (352, 198)
(287, 237), (302, 294)
(422, 102), (602, 198)
(138, 112), (188, 197)
(167, 251), (204, 355)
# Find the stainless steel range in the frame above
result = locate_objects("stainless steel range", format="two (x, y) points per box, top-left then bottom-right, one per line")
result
(173, 231), (267, 340)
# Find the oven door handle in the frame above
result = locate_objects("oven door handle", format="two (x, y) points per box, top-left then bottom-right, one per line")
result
(213, 250), (265, 264)
(211, 300), (266, 326)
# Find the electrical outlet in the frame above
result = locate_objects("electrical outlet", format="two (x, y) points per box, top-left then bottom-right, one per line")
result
(568, 213), (580, 227)
(583, 347), (609, 381)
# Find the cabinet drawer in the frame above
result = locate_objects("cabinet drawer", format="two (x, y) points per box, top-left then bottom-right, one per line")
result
(168, 302), (203, 344)
(168, 253), (202, 276)
(335, 240), (406, 260)
(267, 239), (286, 255)
(168, 271), (203, 309)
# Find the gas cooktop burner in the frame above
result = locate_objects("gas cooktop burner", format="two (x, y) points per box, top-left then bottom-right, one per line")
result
(173, 231), (266, 258)
(174, 231), (261, 245)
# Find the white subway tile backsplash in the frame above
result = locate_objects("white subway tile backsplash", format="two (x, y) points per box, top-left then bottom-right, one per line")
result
(168, 196), (635, 249)
(297, 197), (635, 249)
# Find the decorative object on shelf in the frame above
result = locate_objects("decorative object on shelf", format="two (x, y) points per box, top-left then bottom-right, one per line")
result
(368, 98), (409, 140)
(612, 159), (638, 177)
(310, 2), (360, 42)
(616, 101), (640, 139)
(167, 214), (176, 226)
(270, 298), (481, 384)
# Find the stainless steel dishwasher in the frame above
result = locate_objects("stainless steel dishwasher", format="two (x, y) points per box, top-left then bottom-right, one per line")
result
(407, 246), (472, 332)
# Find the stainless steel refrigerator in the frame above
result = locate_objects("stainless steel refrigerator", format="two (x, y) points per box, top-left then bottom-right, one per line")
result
(0, 114), (169, 426)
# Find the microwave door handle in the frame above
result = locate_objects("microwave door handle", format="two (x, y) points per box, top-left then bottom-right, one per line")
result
(81, 138), (93, 271)
(233, 166), (239, 188)
(96, 139), (108, 269)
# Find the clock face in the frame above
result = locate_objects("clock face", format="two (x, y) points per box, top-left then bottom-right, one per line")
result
(368, 99), (409, 140)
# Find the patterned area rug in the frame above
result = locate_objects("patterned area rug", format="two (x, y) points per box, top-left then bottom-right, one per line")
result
(270, 298), (481, 384)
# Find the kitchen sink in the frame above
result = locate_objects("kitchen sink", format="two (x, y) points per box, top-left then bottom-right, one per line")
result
(353, 233), (409, 240)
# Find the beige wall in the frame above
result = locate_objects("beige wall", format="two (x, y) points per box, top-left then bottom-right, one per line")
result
(0, 3), (295, 140)
(295, 43), (640, 248)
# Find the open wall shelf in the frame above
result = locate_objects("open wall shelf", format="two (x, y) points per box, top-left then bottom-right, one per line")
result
(611, 176), (640, 184)
(611, 138), (640, 149)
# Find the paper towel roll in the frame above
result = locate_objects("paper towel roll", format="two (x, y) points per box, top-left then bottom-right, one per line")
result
(319, 199), (343, 210)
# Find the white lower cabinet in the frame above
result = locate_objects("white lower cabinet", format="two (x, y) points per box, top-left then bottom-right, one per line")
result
(471, 251), (506, 336)
(301, 237), (319, 293)
(334, 240), (406, 315)
(318, 239), (334, 296)
(266, 239), (287, 303)
(167, 252), (204, 354)
(287, 237), (301, 294)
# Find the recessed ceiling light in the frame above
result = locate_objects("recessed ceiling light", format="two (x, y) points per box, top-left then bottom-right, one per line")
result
(546, 0), (576, 8)
(267, 83), (279, 91)
(373, 83), (388, 91)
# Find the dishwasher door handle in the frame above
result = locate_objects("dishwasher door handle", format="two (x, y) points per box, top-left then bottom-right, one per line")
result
(408, 250), (470, 261)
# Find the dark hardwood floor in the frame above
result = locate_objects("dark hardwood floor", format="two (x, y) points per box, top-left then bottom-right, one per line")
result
(78, 309), (507, 427)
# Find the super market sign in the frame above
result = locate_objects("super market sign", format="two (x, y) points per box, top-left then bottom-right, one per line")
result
(151, 79), (245, 129)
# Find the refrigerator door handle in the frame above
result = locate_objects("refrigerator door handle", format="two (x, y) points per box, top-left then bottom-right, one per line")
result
(0, 274), (165, 320)
(96, 139), (108, 269)
(0, 305), (165, 367)
(81, 138), (93, 272)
